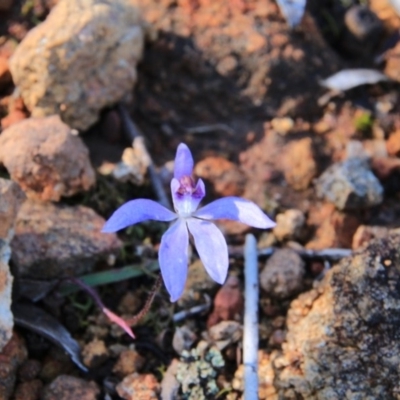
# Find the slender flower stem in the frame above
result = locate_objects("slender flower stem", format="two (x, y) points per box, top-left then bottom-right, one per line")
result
(125, 273), (163, 325)
(243, 234), (259, 400)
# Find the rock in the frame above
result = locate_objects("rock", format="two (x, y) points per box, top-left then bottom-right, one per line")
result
(194, 156), (246, 197)
(370, 0), (400, 33)
(386, 129), (400, 156)
(0, 0), (13, 11)
(273, 209), (306, 242)
(0, 179), (26, 241)
(0, 57), (11, 90)
(42, 375), (100, 400)
(116, 373), (160, 400)
(208, 321), (242, 351)
(9, 0), (144, 131)
(232, 350), (277, 400)
(352, 225), (400, 249)
(0, 333), (28, 400)
(384, 39), (400, 83)
(11, 200), (122, 279)
(175, 342), (224, 400)
(207, 275), (244, 328)
(0, 116), (95, 201)
(172, 326), (197, 355)
(275, 234), (400, 399)
(271, 117), (294, 136)
(112, 348), (145, 377)
(260, 249), (305, 299)
(82, 339), (108, 369)
(13, 380), (43, 400)
(0, 180), (25, 352)
(282, 138), (317, 190)
(315, 157), (383, 210)
(306, 203), (360, 250)
(177, 260), (218, 308)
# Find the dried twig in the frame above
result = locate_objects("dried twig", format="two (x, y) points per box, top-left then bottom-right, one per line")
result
(173, 295), (211, 322)
(243, 234), (259, 400)
(186, 123), (234, 135)
(229, 245), (353, 263)
(117, 103), (171, 209)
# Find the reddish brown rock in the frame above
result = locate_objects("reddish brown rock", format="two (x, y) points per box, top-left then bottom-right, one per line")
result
(207, 275), (244, 328)
(195, 156), (246, 197)
(386, 130), (400, 156)
(0, 333), (28, 400)
(306, 203), (360, 249)
(116, 373), (160, 400)
(113, 349), (145, 377)
(13, 380), (43, 400)
(0, 57), (11, 89)
(384, 40), (400, 82)
(282, 138), (317, 190)
(11, 200), (122, 279)
(42, 375), (100, 400)
(352, 225), (400, 249)
(0, 116), (95, 201)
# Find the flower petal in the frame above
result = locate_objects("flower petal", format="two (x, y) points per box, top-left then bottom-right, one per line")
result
(159, 219), (189, 302)
(171, 178), (205, 215)
(194, 197), (276, 229)
(186, 218), (228, 284)
(174, 143), (194, 179)
(102, 199), (177, 232)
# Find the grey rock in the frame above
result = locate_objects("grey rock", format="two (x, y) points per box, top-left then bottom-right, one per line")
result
(260, 249), (305, 299)
(275, 234), (400, 399)
(42, 375), (100, 400)
(0, 179), (25, 352)
(316, 158), (383, 210)
(9, 0), (144, 131)
(11, 200), (122, 279)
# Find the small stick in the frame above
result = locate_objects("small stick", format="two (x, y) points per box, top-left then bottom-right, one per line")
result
(228, 245), (353, 263)
(173, 295), (211, 322)
(186, 123), (234, 135)
(117, 104), (171, 210)
(243, 234), (259, 400)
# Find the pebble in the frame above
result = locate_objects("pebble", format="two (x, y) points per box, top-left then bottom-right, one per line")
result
(41, 375), (100, 400)
(260, 249), (305, 299)
(315, 157), (383, 210)
(273, 209), (306, 242)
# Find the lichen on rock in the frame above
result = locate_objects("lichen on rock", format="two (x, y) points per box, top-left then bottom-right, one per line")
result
(176, 341), (224, 400)
(274, 234), (400, 399)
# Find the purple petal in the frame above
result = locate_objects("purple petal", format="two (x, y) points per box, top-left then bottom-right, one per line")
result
(102, 199), (177, 232)
(194, 197), (276, 229)
(171, 178), (205, 215)
(174, 143), (194, 179)
(159, 219), (189, 302)
(186, 218), (228, 284)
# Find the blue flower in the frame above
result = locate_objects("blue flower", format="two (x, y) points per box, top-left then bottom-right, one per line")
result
(103, 143), (276, 301)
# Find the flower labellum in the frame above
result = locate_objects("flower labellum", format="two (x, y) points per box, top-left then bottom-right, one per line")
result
(103, 143), (276, 302)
